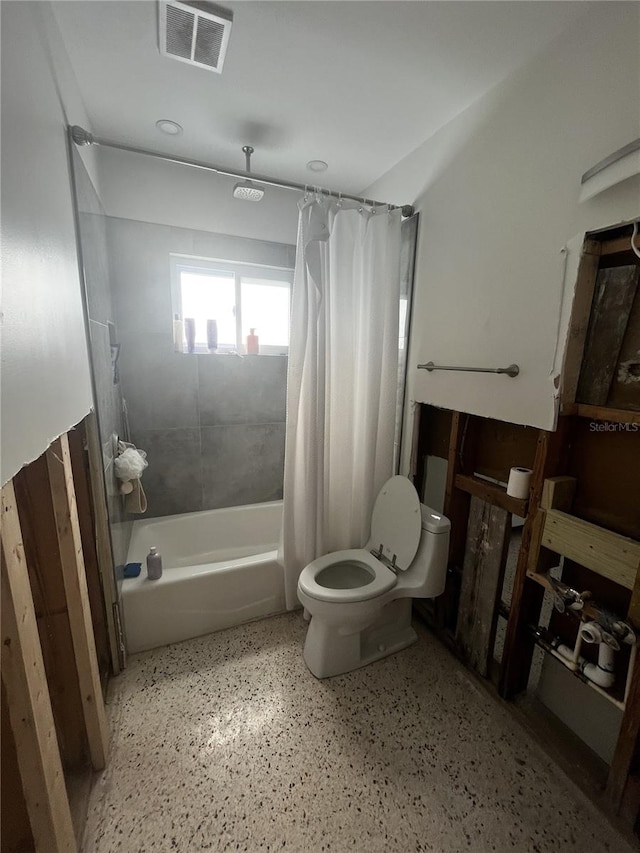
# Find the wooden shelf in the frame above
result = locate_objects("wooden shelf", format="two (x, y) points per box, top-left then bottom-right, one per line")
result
(564, 403), (640, 424)
(575, 404), (640, 425)
(454, 473), (528, 517)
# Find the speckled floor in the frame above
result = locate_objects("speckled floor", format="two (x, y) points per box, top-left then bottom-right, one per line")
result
(83, 613), (634, 853)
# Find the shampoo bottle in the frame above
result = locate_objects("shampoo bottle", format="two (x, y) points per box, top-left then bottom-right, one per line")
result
(173, 314), (184, 352)
(207, 319), (218, 352)
(246, 328), (259, 355)
(146, 546), (163, 580)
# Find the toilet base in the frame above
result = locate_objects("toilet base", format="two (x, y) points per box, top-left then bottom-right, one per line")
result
(302, 598), (418, 679)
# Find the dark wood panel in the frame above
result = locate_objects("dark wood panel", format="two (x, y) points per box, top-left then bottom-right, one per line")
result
(568, 417), (640, 540)
(607, 286), (640, 412)
(465, 416), (539, 482)
(456, 497), (511, 677)
(577, 266), (639, 406)
(422, 406), (453, 459)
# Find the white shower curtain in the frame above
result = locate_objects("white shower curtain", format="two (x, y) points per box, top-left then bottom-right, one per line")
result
(280, 196), (402, 609)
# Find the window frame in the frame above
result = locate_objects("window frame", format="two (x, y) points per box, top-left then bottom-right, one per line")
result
(170, 254), (294, 355)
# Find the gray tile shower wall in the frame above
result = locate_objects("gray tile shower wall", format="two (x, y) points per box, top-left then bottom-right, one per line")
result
(107, 216), (294, 518)
(72, 150), (132, 569)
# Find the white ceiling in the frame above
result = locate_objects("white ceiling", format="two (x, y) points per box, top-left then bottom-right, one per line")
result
(53, 1), (590, 196)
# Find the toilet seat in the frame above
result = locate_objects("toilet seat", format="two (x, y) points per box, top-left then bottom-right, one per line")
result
(298, 549), (397, 603)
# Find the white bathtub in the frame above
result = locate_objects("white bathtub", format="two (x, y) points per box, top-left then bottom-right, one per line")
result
(121, 501), (285, 653)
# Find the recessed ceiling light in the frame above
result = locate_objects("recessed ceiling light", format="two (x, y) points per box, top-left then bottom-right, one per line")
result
(156, 119), (183, 136)
(307, 159), (328, 172)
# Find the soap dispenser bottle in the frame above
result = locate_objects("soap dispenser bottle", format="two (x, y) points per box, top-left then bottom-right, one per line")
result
(246, 328), (259, 355)
(146, 546), (163, 580)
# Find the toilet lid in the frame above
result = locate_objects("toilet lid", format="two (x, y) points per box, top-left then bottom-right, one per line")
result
(369, 476), (421, 572)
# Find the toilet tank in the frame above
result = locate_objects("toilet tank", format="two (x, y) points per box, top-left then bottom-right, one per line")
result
(407, 505), (451, 598)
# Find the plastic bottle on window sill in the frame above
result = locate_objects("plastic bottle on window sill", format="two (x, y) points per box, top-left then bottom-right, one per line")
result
(173, 314), (184, 353)
(146, 546), (163, 581)
(246, 328), (259, 355)
(207, 319), (218, 352)
(184, 317), (196, 354)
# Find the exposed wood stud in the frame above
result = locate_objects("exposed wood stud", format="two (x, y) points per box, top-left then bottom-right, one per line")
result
(68, 424), (111, 688)
(444, 412), (472, 568)
(84, 411), (122, 675)
(561, 239), (602, 408)
(608, 646), (640, 811)
(629, 575), (640, 630)
(439, 412), (472, 632)
(1, 481), (77, 853)
(499, 422), (570, 699)
(408, 403), (422, 489)
(46, 434), (109, 771)
(13, 457), (87, 767)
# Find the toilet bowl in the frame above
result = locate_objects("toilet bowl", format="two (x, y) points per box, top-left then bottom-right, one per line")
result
(297, 475), (450, 678)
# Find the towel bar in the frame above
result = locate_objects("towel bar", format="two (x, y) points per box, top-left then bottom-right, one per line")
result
(417, 362), (519, 378)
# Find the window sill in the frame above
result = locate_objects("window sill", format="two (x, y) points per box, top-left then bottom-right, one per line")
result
(176, 349), (288, 357)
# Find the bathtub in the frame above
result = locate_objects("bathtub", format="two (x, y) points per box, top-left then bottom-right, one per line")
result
(121, 501), (285, 653)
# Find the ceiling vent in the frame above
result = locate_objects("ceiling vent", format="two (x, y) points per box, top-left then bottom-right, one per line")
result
(159, 1), (232, 74)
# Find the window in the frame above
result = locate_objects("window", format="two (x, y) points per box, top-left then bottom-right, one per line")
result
(170, 255), (293, 355)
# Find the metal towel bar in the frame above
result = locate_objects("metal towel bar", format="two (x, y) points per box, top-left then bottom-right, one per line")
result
(417, 362), (519, 378)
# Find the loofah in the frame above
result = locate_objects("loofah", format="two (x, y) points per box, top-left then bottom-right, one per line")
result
(114, 442), (148, 482)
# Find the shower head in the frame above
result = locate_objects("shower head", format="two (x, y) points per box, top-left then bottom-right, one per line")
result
(232, 181), (265, 201)
(233, 145), (265, 201)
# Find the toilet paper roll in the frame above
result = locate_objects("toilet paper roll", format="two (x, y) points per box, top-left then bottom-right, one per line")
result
(507, 467), (532, 499)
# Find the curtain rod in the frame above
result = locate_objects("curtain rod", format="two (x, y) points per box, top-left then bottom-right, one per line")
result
(69, 126), (414, 218)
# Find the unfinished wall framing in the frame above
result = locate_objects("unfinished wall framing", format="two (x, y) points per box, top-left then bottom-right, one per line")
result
(1, 414), (112, 853)
(411, 220), (640, 839)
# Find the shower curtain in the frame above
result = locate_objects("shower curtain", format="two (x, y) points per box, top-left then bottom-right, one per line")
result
(280, 195), (402, 609)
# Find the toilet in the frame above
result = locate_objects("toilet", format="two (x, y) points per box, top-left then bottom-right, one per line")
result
(297, 475), (450, 678)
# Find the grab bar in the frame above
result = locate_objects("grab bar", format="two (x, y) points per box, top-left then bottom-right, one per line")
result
(417, 361), (519, 378)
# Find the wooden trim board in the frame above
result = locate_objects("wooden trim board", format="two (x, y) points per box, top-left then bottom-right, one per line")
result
(541, 509), (640, 590)
(1, 481), (77, 853)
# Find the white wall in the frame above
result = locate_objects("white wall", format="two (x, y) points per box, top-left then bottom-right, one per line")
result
(368, 3), (639, 763)
(96, 146), (299, 245)
(1, 1), (99, 484)
(366, 3), (640, 438)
